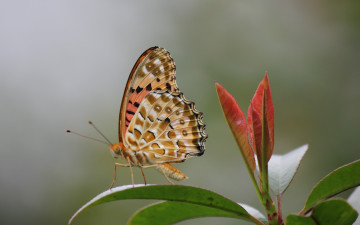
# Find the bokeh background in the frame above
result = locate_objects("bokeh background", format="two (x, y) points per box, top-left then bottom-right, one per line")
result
(1, 1), (359, 225)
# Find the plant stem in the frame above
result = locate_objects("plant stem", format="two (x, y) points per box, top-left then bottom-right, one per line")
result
(276, 195), (283, 224)
(248, 162), (262, 202)
(259, 91), (282, 225)
(260, 164), (281, 224)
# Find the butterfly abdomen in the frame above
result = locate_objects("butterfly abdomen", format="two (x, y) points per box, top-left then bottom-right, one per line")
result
(156, 163), (188, 181)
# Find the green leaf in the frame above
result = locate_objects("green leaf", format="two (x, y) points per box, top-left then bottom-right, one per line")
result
(68, 185), (253, 225)
(287, 199), (358, 225)
(348, 186), (360, 225)
(268, 145), (308, 195)
(128, 201), (251, 225)
(311, 199), (358, 225)
(286, 214), (317, 225)
(304, 160), (360, 211)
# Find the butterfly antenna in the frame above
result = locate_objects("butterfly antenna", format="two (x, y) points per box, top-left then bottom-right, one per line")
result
(66, 130), (109, 145)
(88, 121), (113, 145)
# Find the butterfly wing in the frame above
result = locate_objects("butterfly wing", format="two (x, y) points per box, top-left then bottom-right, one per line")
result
(119, 47), (179, 142)
(125, 90), (207, 163)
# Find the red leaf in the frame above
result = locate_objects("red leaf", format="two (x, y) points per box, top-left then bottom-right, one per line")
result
(247, 105), (255, 152)
(216, 82), (255, 172)
(247, 103), (262, 163)
(248, 73), (274, 164)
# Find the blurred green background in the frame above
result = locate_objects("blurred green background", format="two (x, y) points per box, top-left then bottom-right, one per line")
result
(1, 1), (359, 225)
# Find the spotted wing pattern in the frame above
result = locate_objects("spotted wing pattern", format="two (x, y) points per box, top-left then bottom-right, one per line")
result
(125, 90), (206, 164)
(119, 47), (179, 142)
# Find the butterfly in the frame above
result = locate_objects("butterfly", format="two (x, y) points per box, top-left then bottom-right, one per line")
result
(108, 46), (207, 187)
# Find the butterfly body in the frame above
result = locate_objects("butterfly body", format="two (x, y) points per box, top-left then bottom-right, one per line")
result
(109, 143), (188, 180)
(110, 47), (206, 183)
(109, 143), (149, 167)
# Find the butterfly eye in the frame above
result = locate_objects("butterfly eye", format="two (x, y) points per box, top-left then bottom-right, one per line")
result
(175, 111), (180, 115)
(180, 119), (185, 125)
(166, 107), (172, 113)
(182, 130), (187, 136)
(109, 144), (122, 158)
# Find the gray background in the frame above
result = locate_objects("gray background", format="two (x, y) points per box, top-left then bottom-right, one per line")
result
(1, 1), (359, 224)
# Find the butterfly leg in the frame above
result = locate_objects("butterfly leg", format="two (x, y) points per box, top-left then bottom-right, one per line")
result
(142, 164), (174, 185)
(126, 157), (135, 188)
(110, 162), (130, 189)
(139, 167), (147, 185)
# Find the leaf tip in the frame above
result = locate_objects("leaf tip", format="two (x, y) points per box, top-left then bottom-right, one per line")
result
(262, 72), (270, 89)
(215, 81), (223, 91)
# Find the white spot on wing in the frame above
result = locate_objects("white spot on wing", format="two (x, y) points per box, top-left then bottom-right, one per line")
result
(153, 58), (161, 65)
(142, 67), (149, 74)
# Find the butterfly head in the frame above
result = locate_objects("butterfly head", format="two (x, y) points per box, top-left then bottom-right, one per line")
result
(109, 142), (125, 158)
